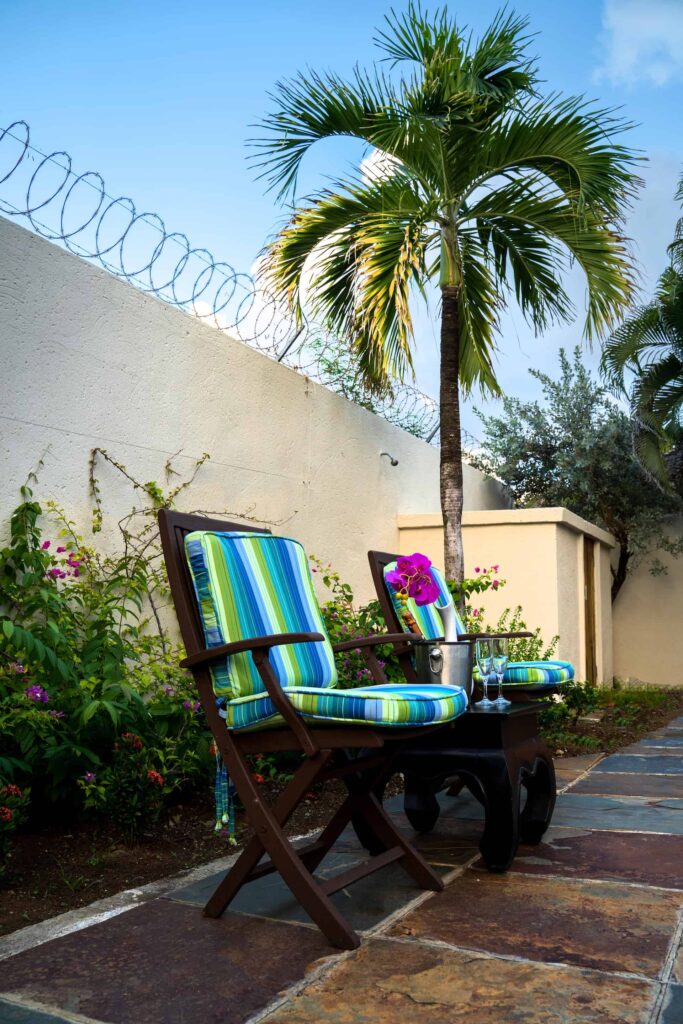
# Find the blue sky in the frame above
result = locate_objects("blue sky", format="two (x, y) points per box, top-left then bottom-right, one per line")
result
(2, 0), (682, 436)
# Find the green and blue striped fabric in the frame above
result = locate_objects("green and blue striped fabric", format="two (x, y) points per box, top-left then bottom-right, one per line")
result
(383, 561), (574, 690)
(226, 683), (468, 731)
(473, 660), (574, 689)
(384, 561), (462, 639)
(185, 531), (337, 700)
(184, 531), (468, 731)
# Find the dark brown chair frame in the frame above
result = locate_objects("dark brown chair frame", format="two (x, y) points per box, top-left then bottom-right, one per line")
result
(158, 510), (454, 950)
(368, 550), (535, 693)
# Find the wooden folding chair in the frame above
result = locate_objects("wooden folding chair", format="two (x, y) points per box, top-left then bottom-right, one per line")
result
(158, 511), (469, 949)
(368, 549), (574, 697)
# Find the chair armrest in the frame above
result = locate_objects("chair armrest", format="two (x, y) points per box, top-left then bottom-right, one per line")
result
(181, 632), (324, 669)
(458, 631), (534, 641)
(332, 632), (420, 653)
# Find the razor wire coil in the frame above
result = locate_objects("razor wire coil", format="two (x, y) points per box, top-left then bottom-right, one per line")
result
(0, 120), (440, 443)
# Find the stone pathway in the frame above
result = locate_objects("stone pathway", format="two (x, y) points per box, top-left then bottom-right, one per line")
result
(2, 721), (683, 1023)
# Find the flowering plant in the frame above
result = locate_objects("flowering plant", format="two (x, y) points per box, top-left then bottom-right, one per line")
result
(385, 553), (440, 606)
(78, 732), (167, 843)
(0, 781), (30, 879)
(446, 563), (506, 613)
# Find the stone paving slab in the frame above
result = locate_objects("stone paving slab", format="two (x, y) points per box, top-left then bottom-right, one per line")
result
(639, 737), (683, 748)
(554, 753), (606, 781)
(169, 855), (451, 933)
(571, 772), (683, 799)
(595, 754), (683, 775)
(0, 1002), (76, 1024)
(550, 794), (683, 834)
(511, 827), (683, 889)
(389, 868), (682, 977)
(0, 899), (333, 1024)
(671, 929), (683, 984)
(261, 937), (656, 1024)
(660, 984), (683, 1024)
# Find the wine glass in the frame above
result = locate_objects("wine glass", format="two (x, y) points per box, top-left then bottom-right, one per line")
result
(492, 637), (510, 707)
(475, 638), (493, 708)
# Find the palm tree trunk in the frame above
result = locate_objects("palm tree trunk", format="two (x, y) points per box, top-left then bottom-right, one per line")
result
(440, 284), (464, 583)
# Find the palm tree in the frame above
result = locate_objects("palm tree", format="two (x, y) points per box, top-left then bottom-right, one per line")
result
(253, 4), (641, 582)
(601, 174), (683, 495)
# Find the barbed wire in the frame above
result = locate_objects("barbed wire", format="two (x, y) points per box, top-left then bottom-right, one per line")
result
(0, 120), (440, 444)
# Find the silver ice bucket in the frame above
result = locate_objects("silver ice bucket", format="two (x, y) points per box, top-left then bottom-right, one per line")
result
(414, 640), (474, 701)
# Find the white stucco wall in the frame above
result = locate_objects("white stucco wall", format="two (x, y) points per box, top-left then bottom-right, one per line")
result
(0, 217), (508, 604)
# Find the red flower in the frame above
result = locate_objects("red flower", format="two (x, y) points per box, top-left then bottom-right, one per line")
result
(252, 773), (265, 784)
(146, 770), (164, 786)
(0, 806), (13, 823)
(121, 732), (143, 751)
(2, 784), (22, 798)
(209, 742), (217, 757)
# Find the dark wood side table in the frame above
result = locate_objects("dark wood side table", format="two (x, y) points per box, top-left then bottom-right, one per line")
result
(356, 702), (556, 872)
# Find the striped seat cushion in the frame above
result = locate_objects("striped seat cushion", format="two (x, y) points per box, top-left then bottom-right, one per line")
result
(384, 561), (463, 639)
(474, 660), (574, 690)
(185, 531), (337, 700)
(226, 683), (468, 732)
(384, 561), (574, 690)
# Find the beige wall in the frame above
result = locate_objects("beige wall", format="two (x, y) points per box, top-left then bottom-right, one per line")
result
(612, 517), (683, 686)
(0, 217), (508, 605)
(398, 509), (616, 682)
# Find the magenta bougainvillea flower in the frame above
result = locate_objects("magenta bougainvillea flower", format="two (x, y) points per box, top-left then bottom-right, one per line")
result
(386, 552), (440, 606)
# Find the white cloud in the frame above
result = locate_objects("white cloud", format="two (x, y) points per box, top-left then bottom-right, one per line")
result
(596, 0), (683, 87)
(360, 148), (400, 183)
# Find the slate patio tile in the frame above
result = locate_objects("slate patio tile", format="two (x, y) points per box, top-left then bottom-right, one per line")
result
(511, 826), (683, 888)
(660, 984), (683, 1024)
(594, 755), (683, 775)
(0, 1001), (74, 1024)
(570, 772), (683, 799)
(554, 753), (605, 780)
(550, 794), (683, 834)
(620, 741), (683, 754)
(639, 737), (683, 748)
(389, 869), (682, 977)
(261, 937), (655, 1024)
(169, 853), (449, 933)
(0, 899), (333, 1024)
(671, 929), (683, 983)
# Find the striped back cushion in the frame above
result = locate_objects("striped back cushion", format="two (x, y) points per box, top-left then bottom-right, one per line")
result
(383, 561), (466, 640)
(185, 531), (337, 700)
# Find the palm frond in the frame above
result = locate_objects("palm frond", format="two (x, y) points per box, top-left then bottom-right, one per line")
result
(258, 173), (436, 386)
(463, 180), (636, 338)
(250, 66), (391, 200)
(455, 95), (642, 218)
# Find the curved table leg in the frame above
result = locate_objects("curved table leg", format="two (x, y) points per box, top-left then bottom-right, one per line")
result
(520, 743), (556, 845)
(475, 754), (521, 873)
(403, 770), (443, 834)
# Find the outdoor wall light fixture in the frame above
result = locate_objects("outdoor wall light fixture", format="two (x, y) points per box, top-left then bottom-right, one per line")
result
(380, 451), (399, 466)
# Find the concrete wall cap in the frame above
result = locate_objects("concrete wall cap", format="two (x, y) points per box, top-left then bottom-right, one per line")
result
(397, 507), (616, 548)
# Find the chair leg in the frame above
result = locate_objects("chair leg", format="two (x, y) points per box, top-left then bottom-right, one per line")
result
(323, 753), (444, 893)
(204, 751), (331, 918)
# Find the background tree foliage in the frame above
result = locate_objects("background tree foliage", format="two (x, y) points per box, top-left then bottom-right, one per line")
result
(470, 349), (683, 600)
(601, 173), (683, 494)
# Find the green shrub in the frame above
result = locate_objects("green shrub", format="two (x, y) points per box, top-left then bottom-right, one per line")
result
(312, 557), (404, 687)
(0, 456), (215, 835)
(78, 732), (167, 843)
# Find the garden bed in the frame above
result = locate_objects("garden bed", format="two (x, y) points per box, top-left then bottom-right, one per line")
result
(0, 780), (353, 938)
(3, 691), (682, 938)
(539, 685), (683, 757)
